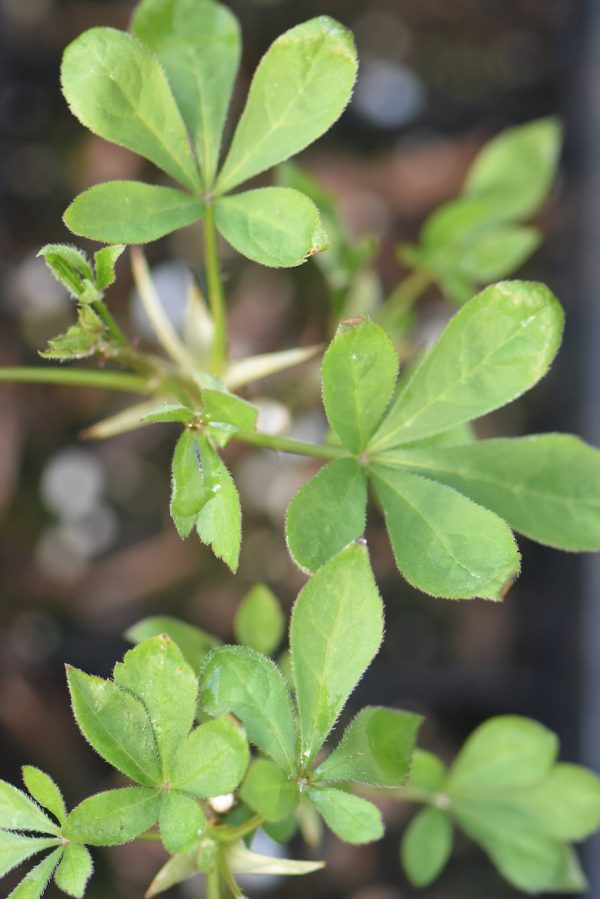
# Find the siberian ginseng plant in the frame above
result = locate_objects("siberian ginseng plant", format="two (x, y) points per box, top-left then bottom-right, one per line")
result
(1, 2), (600, 897)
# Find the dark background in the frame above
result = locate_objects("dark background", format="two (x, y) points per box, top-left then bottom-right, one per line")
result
(1, 1), (598, 897)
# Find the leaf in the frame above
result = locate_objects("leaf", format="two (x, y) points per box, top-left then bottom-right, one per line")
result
(306, 787), (383, 844)
(66, 667), (160, 786)
(40, 307), (106, 362)
(369, 466), (520, 600)
(170, 430), (210, 537)
(159, 792), (207, 854)
(217, 16), (358, 193)
(61, 27), (201, 190)
(453, 798), (585, 893)
(322, 318), (398, 453)
(369, 281), (564, 451)
(125, 616), (218, 675)
(21, 768), (66, 825)
(202, 388), (258, 432)
(224, 344), (322, 390)
(286, 459), (368, 573)
(171, 715), (249, 797)
(132, 0), (241, 186)
(53, 844), (93, 898)
(224, 840), (325, 876)
(199, 646), (297, 773)
(214, 188), (327, 268)
(516, 764), (600, 842)
(113, 635), (198, 779)
(195, 436), (242, 571)
(458, 225), (541, 282)
(145, 851), (199, 897)
(64, 182), (204, 245)
(384, 435), (600, 552)
(37, 245), (94, 300)
(234, 584), (285, 656)
(63, 788), (159, 846)
(447, 716), (558, 795)
(0, 834), (58, 880)
(290, 544), (384, 764)
(401, 807), (453, 887)
(408, 750), (447, 797)
(144, 404), (194, 425)
(464, 118), (562, 221)
(6, 848), (62, 899)
(239, 759), (299, 822)
(94, 245), (125, 291)
(313, 706), (422, 787)
(0, 782), (59, 835)
(263, 814), (299, 845)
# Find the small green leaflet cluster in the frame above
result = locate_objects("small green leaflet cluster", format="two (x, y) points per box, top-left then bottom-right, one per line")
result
(401, 717), (600, 894)
(199, 545), (422, 846)
(60, 0), (359, 268)
(286, 280), (600, 599)
(401, 119), (562, 304)
(0, 769), (92, 899)
(37, 244), (124, 361)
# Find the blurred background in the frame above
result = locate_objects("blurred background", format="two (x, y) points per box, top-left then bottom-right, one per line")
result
(1, 0), (598, 897)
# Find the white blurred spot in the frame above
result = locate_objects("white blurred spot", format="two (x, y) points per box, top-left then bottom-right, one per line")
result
(354, 60), (425, 128)
(41, 449), (105, 520)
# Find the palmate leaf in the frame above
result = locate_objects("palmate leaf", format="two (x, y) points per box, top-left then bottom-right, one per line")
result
(53, 844), (93, 899)
(216, 17), (358, 193)
(0, 834), (59, 880)
(21, 768), (66, 826)
(63, 787), (160, 846)
(158, 792), (207, 854)
(401, 807), (453, 887)
(233, 584), (285, 656)
(290, 544), (384, 764)
(215, 188), (328, 268)
(7, 848), (63, 899)
(368, 281), (564, 452)
(513, 764), (600, 842)
(170, 715), (249, 797)
(239, 759), (299, 822)
(370, 465), (520, 600)
(382, 435), (600, 551)
(306, 787), (383, 844)
(195, 435), (242, 571)
(125, 616), (219, 675)
(0, 782), (59, 835)
(132, 0), (241, 186)
(61, 28), (201, 191)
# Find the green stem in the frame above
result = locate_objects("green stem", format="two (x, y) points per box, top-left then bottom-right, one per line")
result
(207, 866), (221, 899)
(0, 366), (149, 393)
(214, 814), (264, 844)
(91, 299), (128, 347)
(380, 268), (433, 323)
(136, 830), (162, 842)
(219, 855), (244, 897)
(233, 430), (349, 461)
(203, 204), (227, 376)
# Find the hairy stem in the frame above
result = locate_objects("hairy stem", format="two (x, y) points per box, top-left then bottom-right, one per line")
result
(233, 430), (350, 461)
(203, 204), (227, 376)
(91, 298), (129, 347)
(0, 366), (149, 392)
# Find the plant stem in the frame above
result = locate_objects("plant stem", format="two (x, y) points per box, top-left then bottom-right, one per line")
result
(233, 430), (349, 461)
(130, 246), (197, 375)
(214, 814), (264, 844)
(0, 366), (149, 393)
(203, 204), (227, 376)
(219, 856), (244, 897)
(91, 298), (129, 347)
(206, 866), (221, 899)
(380, 268), (433, 322)
(136, 830), (162, 841)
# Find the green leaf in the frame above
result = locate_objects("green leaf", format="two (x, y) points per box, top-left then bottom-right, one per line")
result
(408, 750), (447, 798)
(290, 544), (384, 764)
(263, 814), (299, 845)
(61, 27), (201, 190)
(286, 459), (368, 573)
(447, 716), (558, 795)
(113, 635), (198, 779)
(453, 798), (585, 893)
(64, 182), (203, 245)
(37, 245), (94, 300)
(0, 834), (58, 880)
(40, 307), (106, 362)
(322, 318), (398, 453)
(125, 616), (218, 675)
(515, 764), (600, 842)
(314, 706), (422, 787)
(239, 759), (299, 822)
(202, 388), (258, 432)
(94, 245), (125, 291)
(145, 851), (199, 897)
(217, 17), (358, 193)
(234, 584), (285, 656)
(132, 0), (241, 187)
(199, 646), (297, 772)
(306, 787), (383, 844)
(170, 430), (210, 537)
(0, 782), (59, 835)
(224, 343), (321, 390)
(369, 281), (564, 451)
(224, 840), (325, 876)
(159, 792), (207, 854)
(63, 788), (159, 846)
(6, 848), (62, 899)
(21, 769), (66, 825)
(195, 436), (242, 571)
(53, 844), (93, 898)
(66, 667), (160, 786)
(144, 404), (194, 425)
(385, 435), (600, 552)
(401, 807), (453, 887)
(458, 225), (541, 282)
(464, 118), (562, 221)
(370, 466), (520, 600)
(171, 715), (249, 797)
(214, 188), (328, 268)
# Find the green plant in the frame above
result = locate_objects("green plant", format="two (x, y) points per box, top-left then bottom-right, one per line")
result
(2, 1), (600, 897)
